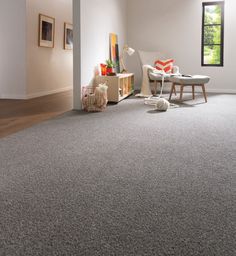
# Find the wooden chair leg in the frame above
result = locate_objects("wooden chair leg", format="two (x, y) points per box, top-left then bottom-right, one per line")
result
(173, 85), (177, 96)
(202, 84), (207, 103)
(160, 82), (163, 94)
(151, 81), (156, 95)
(192, 85), (195, 100)
(169, 83), (175, 101)
(154, 81), (158, 95)
(180, 85), (184, 101)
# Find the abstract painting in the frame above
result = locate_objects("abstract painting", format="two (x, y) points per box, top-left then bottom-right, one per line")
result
(109, 33), (120, 73)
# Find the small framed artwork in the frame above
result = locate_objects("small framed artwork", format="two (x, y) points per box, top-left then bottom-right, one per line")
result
(38, 14), (55, 48)
(64, 23), (73, 50)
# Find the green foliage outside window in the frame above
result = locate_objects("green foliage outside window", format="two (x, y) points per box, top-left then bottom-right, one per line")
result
(203, 4), (223, 66)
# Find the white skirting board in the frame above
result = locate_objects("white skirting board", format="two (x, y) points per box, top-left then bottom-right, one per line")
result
(1, 86), (235, 100)
(171, 88), (236, 94)
(0, 86), (72, 100)
(206, 88), (236, 94)
(0, 94), (27, 99)
(136, 84), (236, 94)
(26, 86), (72, 99)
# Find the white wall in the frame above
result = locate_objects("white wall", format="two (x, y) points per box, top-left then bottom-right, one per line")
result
(80, 0), (128, 86)
(0, 0), (27, 99)
(73, 0), (82, 110)
(26, 0), (73, 98)
(127, 0), (236, 93)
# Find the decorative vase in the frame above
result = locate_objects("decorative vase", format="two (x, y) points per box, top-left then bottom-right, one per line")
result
(106, 67), (113, 75)
(100, 64), (107, 76)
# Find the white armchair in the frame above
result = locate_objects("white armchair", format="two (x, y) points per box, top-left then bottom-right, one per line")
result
(136, 50), (181, 97)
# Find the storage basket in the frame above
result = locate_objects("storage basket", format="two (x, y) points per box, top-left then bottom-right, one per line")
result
(82, 84), (108, 112)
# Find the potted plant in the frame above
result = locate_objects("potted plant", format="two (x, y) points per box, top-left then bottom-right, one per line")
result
(106, 59), (116, 75)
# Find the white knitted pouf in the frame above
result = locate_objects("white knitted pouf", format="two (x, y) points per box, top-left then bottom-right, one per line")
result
(155, 98), (170, 111)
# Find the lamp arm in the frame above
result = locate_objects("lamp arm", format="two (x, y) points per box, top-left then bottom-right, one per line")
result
(120, 49), (127, 73)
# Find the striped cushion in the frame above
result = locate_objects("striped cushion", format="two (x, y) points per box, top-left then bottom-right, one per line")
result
(155, 59), (174, 73)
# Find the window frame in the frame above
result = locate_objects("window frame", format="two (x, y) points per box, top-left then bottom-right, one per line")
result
(201, 1), (225, 67)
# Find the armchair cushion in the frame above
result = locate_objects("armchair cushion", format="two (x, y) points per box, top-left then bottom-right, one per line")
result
(149, 70), (171, 82)
(148, 65), (180, 82)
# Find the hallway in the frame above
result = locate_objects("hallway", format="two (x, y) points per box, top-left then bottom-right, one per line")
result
(0, 90), (72, 138)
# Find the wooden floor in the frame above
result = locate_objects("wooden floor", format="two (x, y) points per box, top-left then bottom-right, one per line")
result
(0, 90), (73, 138)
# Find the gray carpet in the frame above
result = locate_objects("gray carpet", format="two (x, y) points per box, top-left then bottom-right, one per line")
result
(0, 93), (236, 256)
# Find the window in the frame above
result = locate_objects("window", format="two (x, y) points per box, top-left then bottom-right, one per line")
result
(202, 1), (224, 66)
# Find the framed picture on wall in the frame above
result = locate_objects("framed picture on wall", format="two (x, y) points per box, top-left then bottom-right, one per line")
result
(109, 33), (120, 73)
(38, 14), (55, 48)
(64, 23), (73, 50)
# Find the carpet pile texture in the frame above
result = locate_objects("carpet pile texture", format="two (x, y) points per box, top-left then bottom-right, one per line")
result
(0, 94), (236, 255)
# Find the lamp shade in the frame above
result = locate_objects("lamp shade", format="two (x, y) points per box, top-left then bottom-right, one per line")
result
(120, 45), (135, 73)
(125, 47), (135, 56)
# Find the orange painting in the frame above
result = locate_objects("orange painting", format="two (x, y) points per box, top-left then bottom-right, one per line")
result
(109, 33), (120, 73)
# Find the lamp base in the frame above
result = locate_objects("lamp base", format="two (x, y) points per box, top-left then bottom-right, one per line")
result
(121, 69), (129, 74)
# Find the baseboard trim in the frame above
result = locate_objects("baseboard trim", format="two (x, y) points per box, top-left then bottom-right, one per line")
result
(206, 88), (236, 94)
(26, 86), (72, 99)
(175, 88), (236, 94)
(0, 94), (27, 99)
(135, 87), (236, 95)
(2, 86), (235, 100)
(0, 86), (73, 100)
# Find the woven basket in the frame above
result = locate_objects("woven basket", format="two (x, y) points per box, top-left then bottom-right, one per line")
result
(82, 85), (108, 112)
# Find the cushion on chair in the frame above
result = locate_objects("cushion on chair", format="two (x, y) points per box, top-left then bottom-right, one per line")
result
(148, 71), (171, 82)
(155, 59), (174, 73)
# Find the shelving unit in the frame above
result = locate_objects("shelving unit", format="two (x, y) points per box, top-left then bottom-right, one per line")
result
(95, 73), (134, 103)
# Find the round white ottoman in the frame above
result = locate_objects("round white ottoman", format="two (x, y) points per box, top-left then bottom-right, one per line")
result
(169, 75), (210, 102)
